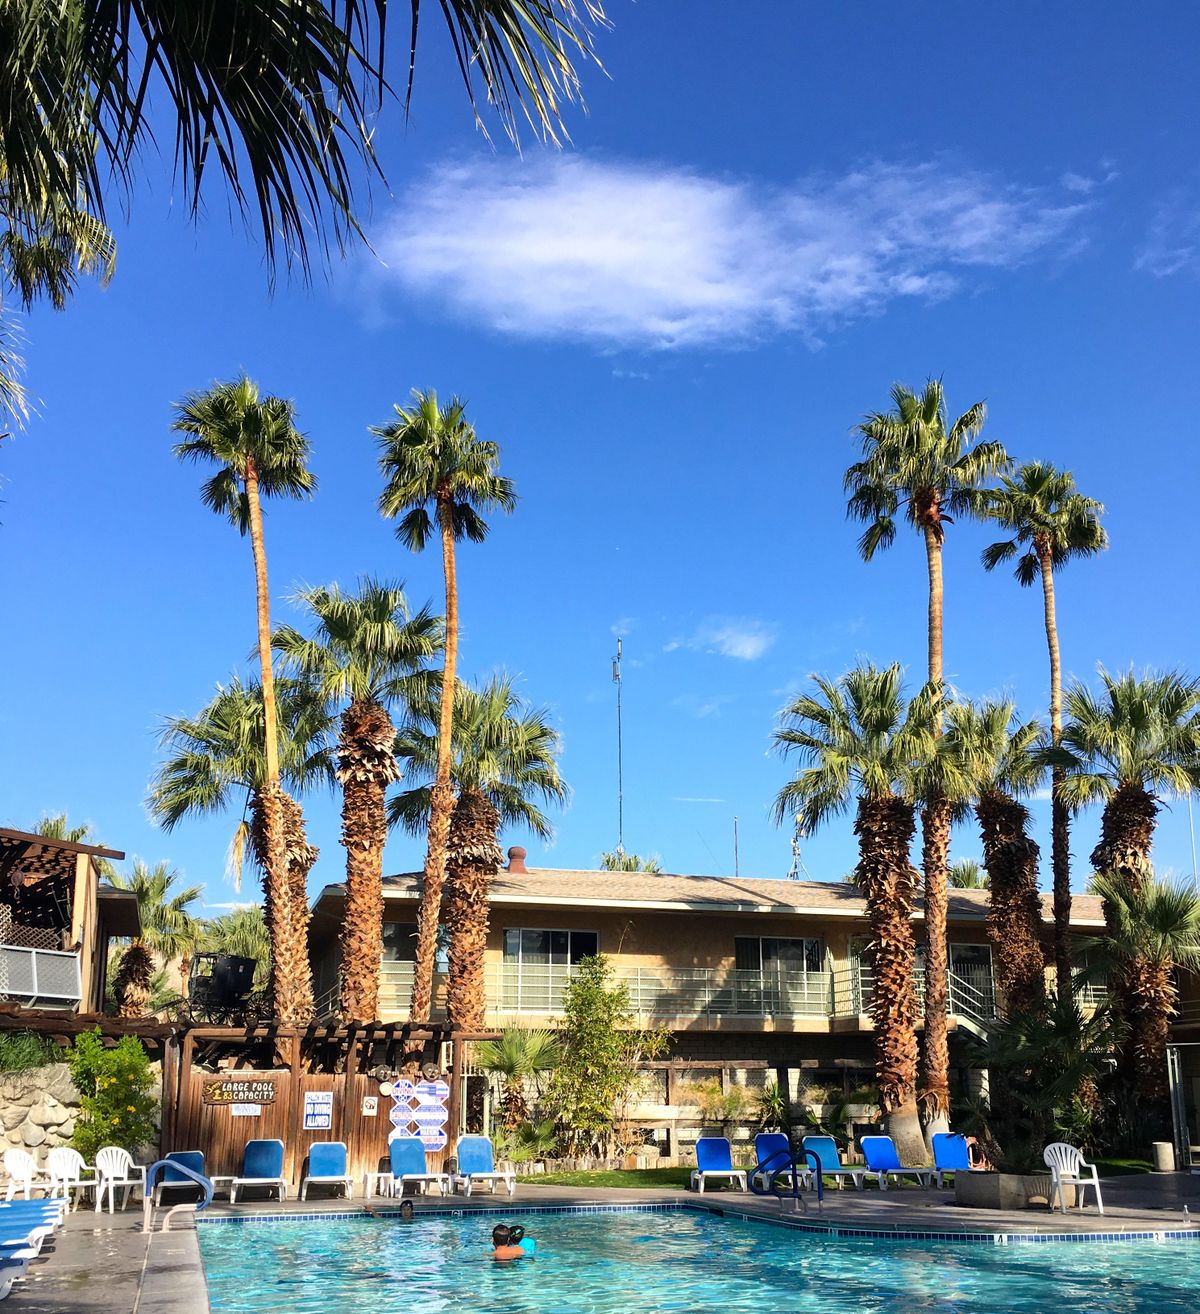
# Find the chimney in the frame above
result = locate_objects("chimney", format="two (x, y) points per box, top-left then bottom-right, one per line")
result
(507, 846), (528, 874)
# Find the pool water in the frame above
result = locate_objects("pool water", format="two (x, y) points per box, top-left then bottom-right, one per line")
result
(197, 1208), (1200, 1313)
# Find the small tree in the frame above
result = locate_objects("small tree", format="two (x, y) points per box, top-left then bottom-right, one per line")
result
(68, 1029), (159, 1161)
(545, 955), (668, 1156)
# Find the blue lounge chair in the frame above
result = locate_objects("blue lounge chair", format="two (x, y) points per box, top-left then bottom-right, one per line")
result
(800, 1135), (865, 1190)
(299, 1142), (353, 1201)
(860, 1135), (932, 1190)
(931, 1133), (972, 1188)
(751, 1132), (809, 1191)
(152, 1151), (206, 1205)
(228, 1140), (287, 1203)
(690, 1137), (747, 1194)
(383, 1135), (451, 1198)
(454, 1136), (515, 1198)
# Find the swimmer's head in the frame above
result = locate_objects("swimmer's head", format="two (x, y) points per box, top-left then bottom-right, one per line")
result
(492, 1224), (512, 1247)
(399, 1200), (414, 1220)
(507, 1225), (525, 1243)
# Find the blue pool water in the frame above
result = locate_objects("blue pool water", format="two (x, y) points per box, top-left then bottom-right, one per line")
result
(197, 1208), (1200, 1313)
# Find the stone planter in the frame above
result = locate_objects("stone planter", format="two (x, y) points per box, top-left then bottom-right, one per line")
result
(954, 1170), (1069, 1210)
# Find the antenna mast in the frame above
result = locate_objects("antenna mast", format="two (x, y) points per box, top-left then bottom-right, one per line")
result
(612, 637), (624, 856)
(733, 816), (740, 878)
(787, 816), (809, 880)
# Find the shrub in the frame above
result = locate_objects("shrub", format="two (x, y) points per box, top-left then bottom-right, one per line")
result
(67, 1029), (158, 1160)
(0, 1032), (62, 1072)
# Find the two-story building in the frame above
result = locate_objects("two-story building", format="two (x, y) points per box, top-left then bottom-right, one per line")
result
(309, 846), (1114, 1107)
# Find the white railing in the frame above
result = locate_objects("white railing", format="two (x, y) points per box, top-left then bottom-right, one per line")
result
(831, 968), (998, 1023)
(0, 945), (81, 1007)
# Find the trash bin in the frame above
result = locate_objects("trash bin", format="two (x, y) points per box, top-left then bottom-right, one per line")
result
(1152, 1141), (1176, 1173)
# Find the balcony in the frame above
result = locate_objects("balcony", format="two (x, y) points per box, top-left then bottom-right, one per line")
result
(0, 945), (82, 1009)
(363, 959), (1001, 1030)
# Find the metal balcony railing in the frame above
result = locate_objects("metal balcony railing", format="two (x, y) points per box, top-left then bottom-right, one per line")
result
(0, 944), (81, 1008)
(830, 967), (998, 1024)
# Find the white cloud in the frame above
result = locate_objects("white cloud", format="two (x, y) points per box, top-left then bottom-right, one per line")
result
(1136, 193), (1200, 277)
(1031, 788), (1053, 803)
(1060, 162), (1119, 195)
(362, 155), (1090, 349)
(666, 617), (777, 661)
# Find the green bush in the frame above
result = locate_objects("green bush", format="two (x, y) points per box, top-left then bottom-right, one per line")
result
(0, 1032), (62, 1072)
(67, 1029), (158, 1160)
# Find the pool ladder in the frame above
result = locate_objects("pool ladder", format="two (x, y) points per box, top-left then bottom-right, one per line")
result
(747, 1147), (824, 1214)
(141, 1160), (214, 1233)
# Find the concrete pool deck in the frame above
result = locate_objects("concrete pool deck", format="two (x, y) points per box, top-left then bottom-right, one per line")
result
(13, 1174), (1200, 1311)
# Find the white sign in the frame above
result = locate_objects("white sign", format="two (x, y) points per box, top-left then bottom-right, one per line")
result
(303, 1090), (334, 1130)
(231, 1104), (261, 1117)
(361, 1096), (378, 1117)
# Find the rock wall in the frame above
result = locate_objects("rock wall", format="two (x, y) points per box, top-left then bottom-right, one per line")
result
(0, 1064), (79, 1161)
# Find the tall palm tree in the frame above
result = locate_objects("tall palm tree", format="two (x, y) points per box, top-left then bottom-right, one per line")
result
(943, 701), (1047, 1017)
(1060, 669), (1200, 886)
(390, 675), (567, 1028)
(373, 390), (517, 1021)
(148, 674), (332, 1018)
(172, 375), (316, 1025)
(1089, 874), (1200, 1102)
(846, 380), (1008, 1127)
(273, 578), (441, 1022)
(773, 663), (936, 1163)
(981, 462), (1106, 1001)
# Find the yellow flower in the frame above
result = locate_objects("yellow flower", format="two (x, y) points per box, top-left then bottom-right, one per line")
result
(111, 1117), (119, 1125)
(127, 1105), (136, 1113)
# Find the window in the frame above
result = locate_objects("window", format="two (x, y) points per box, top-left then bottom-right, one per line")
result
(382, 923), (417, 962)
(502, 928), (599, 965)
(734, 936), (824, 975)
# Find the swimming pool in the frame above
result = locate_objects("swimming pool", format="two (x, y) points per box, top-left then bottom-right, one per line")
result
(197, 1207), (1200, 1313)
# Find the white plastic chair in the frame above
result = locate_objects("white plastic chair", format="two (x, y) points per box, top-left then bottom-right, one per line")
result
(1043, 1142), (1104, 1215)
(93, 1146), (147, 1214)
(46, 1148), (95, 1209)
(2, 1148), (51, 1201)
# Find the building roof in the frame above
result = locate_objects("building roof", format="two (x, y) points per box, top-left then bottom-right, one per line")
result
(313, 865), (1107, 927)
(0, 827), (125, 883)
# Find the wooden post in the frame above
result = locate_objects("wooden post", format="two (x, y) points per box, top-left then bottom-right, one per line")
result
(446, 1027), (464, 1154)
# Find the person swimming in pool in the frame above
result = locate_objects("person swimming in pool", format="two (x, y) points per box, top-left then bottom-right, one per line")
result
(491, 1224), (536, 1260)
(398, 1200), (414, 1222)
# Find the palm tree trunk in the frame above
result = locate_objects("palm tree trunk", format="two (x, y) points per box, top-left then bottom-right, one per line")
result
(444, 788), (503, 1029)
(337, 699), (400, 1022)
(412, 491), (459, 1021)
(855, 793), (926, 1164)
(976, 791), (1046, 1016)
(1092, 782), (1158, 893)
(919, 795), (952, 1122)
(1123, 957), (1174, 1102)
(923, 523), (944, 687)
(244, 461), (311, 1025)
(250, 788), (313, 1021)
(1038, 540), (1074, 1003)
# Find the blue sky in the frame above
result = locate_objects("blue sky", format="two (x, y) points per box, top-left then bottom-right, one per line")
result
(3, 1), (1200, 915)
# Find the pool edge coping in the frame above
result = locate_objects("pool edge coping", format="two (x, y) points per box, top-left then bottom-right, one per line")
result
(193, 1198), (1200, 1247)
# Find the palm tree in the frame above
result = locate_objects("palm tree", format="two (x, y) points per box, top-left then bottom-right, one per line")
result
(982, 462), (1106, 1001)
(273, 578), (441, 1022)
(475, 1029), (562, 1131)
(845, 379), (1008, 1129)
(374, 391), (517, 1021)
(948, 859), (989, 889)
(600, 851), (662, 872)
(1089, 874), (1200, 1101)
(0, 4), (605, 417)
(106, 860), (203, 1017)
(108, 860), (203, 966)
(390, 675), (567, 1028)
(943, 701), (1047, 1017)
(773, 663), (936, 1163)
(148, 674), (332, 1018)
(1060, 669), (1200, 889)
(172, 376), (316, 1025)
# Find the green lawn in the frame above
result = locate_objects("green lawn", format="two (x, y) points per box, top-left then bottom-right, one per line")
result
(517, 1167), (692, 1190)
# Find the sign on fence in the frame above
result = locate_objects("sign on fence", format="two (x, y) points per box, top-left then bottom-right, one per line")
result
(388, 1077), (450, 1149)
(303, 1090), (334, 1130)
(202, 1077), (277, 1106)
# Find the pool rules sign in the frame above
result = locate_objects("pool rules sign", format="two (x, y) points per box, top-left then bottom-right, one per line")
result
(388, 1078), (450, 1150)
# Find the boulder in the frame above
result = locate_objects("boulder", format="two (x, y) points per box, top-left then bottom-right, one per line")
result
(20, 1122), (45, 1148)
(1, 1106), (26, 1133)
